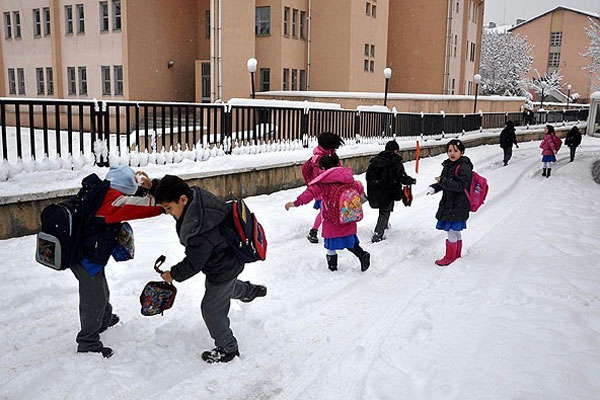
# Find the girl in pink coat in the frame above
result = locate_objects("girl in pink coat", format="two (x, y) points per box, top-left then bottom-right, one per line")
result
(539, 124), (561, 178)
(304, 132), (344, 244)
(287, 153), (370, 272)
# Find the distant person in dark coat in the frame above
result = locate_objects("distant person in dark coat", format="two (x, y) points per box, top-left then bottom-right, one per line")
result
(565, 126), (582, 162)
(499, 120), (519, 166)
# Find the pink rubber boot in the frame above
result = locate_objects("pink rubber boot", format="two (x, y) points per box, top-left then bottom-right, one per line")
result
(435, 240), (458, 266)
(455, 240), (462, 259)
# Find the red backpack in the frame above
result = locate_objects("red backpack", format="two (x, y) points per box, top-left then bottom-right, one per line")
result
(322, 183), (364, 226)
(455, 165), (488, 212)
(221, 199), (267, 263)
(301, 158), (316, 184)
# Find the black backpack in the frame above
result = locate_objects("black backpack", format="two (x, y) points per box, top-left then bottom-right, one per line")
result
(220, 199), (267, 264)
(35, 174), (105, 271)
(366, 161), (401, 209)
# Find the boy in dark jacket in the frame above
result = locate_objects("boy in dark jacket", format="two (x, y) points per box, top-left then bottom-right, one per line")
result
(565, 126), (582, 162)
(499, 120), (519, 166)
(366, 140), (416, 243)
(73, 166), (163, 358)
(153, 175), (267, 364)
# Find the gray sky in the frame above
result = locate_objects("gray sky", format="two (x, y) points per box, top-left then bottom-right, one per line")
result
(484, 0), (600, 25)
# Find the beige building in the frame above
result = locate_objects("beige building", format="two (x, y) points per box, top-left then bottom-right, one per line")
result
(508, 6), (600, 102)
(0, 0), (484, 103)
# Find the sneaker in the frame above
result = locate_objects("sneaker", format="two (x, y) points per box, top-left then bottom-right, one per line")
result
(240, 285), (267, 303)
(359, 252), (371, 272)
(201, 347), (240, 364)
(99, 314), (120, 333)
(78, 346), (114, 359)
(371, 233), (384, 243)
(307, 229), (319, 244)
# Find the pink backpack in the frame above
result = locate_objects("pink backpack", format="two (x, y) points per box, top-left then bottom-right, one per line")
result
(455, 165), (488, 212)
(322, 183), (364, 226)
(301, 158), (315, 184)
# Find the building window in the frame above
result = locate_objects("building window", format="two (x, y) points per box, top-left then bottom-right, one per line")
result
(548, 52), (560, 67)
(300, 11), (305, 39)
(8, 68), (16, 94)
(470, 42), (476, 62)
(13, 11), (20, 38)
(283, 7), (289, 36)
(370, 44), (375, 57)
(292, 9), (298, 38)
(36, 68), (45, 95)
(46, 67), (54, 95)
(17, 68), (25, 95)
(67, 67), (76, 95)
(451, 78), (455, 95)
(43, 7), (51, 36)
(364, 59), (369, 72)
(456, 0), (460, 12)
(65, 6), (73, 34)
(100, 2), (109, 32)
(550, 32), (562, 46)
(33, 9), (42, 38)
(283, 68), (289, 90)
(114, 65), (123, 95)
(260, 68), (270, 91)
(364, 44), (369, 56)
(205, 10), (210, 38)
(466, 40), (469, 60)
(299, 69), (306, 91)
(255, 6), (270, 36)
(201, 62), (210, 102)
(101, 66), (111, 95)
(3, 12), (11, 40)
(454, 35), (457, 57)
(112, 0), (121, 31)
(292, 69), (297, 90)
(366, 2), (371, 15)
(78, 66), (87, 95)
(372, 5), (376, 17)
(472, 2), (477, 23)
(76, 4), (85, 33)
(370, 60), (374, 73)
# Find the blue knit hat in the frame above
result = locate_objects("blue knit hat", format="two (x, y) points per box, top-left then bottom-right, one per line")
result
(106, 166), (138, 195)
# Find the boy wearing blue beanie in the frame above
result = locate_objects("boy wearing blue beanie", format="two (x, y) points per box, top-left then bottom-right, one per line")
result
(71, 167), (162, 358)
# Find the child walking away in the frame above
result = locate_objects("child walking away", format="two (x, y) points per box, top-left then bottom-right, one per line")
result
(565, 126), (582, 162)
(366, 140), (416, 243)
(427, 139), (472, 267)
(286, 154), (370, 272)
(302, 132), (345, 244)
(499, 120), (519, 166)
(539, 124), (562, 177)
(73, 166), (163, 358)
(152, 175), (267, 364)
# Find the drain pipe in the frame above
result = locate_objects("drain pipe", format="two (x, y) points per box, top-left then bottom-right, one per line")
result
(443, 0), (452, 94)
(306, 0), (312, 90)
(218, 0), (223, 100)
(210, 0), (216, 102)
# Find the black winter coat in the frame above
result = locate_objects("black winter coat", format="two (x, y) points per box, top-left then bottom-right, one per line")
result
(366, 151), (416, 209)
(499, 126), (518, 148)
(170, 187), (243, 283)
(565, 129), (582, 148)
(430, 156), (473, 222)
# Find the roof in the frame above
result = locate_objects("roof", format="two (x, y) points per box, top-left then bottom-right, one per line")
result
(508, 6), (599, 32)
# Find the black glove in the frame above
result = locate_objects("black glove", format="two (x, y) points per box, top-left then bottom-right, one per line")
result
(410, 177), (417, 185)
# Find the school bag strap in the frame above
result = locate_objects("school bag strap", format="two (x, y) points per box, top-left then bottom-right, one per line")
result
(153, 254), (167, 274)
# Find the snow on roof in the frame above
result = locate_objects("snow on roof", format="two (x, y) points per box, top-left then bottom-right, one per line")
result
(260, 91), (526, 102)
(508, 6), (599, 31)
(484, 24), (513, 34)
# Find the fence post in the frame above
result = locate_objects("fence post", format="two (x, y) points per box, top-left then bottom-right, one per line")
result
(221, 104), (232, 154)
(301, 107), (309, 148)
(479, 110), (483, 132)
(420, 111), (425, 137)
(441, 110), (445, 138)
(354, 111), (360, 143)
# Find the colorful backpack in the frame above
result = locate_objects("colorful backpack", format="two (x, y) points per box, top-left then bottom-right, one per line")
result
(112, 222), (134, 262)
(140, 255), (177, 316)
(221, 199), (267, 263)
(455, 165), (488, 212)
(323, 183), (364, 226)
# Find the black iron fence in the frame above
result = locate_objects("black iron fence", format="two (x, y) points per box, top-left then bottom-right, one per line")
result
(0, 98), (589, 164)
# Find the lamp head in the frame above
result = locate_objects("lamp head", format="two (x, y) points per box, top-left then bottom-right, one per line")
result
(383, 67), (392, 79)
(473, 74), (482, 84)
(167, 59), (175, 69)
(247, 58), (258, 73)
(567, 84), (572, 91)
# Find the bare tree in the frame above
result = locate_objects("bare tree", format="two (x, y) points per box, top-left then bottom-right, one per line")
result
(583, 17), (600, 90)
(528, 69), (563, 109)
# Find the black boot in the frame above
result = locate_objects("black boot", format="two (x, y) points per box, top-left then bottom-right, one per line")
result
(546, 168), (551, 178)
(348, 244), (371, 272)
(201, 347), (240, 364)
(542, 168), (547, 177)
(326, 254), (338, 271)
(78, 346), (114, 359)
(307, 229), (319, 244)
(240, 284), (267, 303)
(99, 314), (120, 333)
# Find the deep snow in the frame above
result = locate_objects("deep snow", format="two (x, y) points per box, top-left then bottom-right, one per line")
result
(1, 136), (600, 400)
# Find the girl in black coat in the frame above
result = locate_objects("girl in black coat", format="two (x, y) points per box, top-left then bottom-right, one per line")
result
(499, 120), (519, 165)
(565, 126), (582, 162)
(428, 139), (472, 266)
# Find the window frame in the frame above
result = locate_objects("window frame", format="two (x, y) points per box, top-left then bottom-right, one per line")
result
(43, 7), (51, 36)
(292, 9), (298, 38)
(372, 5), (376, 17)
(364, 59), (369, 72)
(366, 2), (371, 15)
(255, 6), (271, 36)
(4, 12), (11, 40)
(46, 67), (54, 95)
(550, 31), (562, 47)
(283, 68), (289, 90)
(36, 67), (45, 95)
(17, 67), (25, 95)
(299, 69), (306, 91)
(78, 66), (87, 95)
(370, 44), (375, 57)
(8, 68), (16, 95)
(259, 68), (270, 91)
(76, 4), (85, 34)
(114, 65), (123, 95)
(13, 11), (21, 39)
(65, 5), (73, 35)
(283, 7), (289, 37)
(548, 52), (560, 68)
(101, 65), (111, 95)
(300, 11), (305, 39)
(100, 2), (109, 32)
(112, 0), (121, 31)
(205, 9), (210, 38)
(67, 67), (76, 95)
(33, 9), (42, 38)
(291, 69), (297, 90)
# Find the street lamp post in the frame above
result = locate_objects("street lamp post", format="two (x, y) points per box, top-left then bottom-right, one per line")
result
(247, 58), (258, 99)
(383, 67), (392, 107)
(566, 84), (572, 109)
(473, 73), (481, 113)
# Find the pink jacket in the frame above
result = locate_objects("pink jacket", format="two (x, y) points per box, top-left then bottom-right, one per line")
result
(540, 134), (561, 156)
(294, 167), (364, 239)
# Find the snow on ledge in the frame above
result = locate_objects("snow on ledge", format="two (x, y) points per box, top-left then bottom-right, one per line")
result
(227, 98), (342, 110)
(259, 91), (527, 102)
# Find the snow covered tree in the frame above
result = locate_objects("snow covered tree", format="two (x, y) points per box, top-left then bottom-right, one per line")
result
(479, 32), (534, 96)
(583, 17), (600, 90)
(528, 69), (563, 109)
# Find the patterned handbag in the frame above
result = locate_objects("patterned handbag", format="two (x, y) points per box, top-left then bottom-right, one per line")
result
(140, 255), (177, 316)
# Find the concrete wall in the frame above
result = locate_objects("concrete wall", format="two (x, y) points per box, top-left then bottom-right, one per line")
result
(0, 124), (581, 239)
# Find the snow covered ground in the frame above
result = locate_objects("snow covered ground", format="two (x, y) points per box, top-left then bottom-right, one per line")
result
(1, 136), (600, 400)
